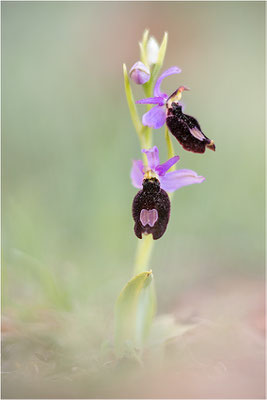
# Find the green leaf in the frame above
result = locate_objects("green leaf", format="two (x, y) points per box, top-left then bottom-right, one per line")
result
(151, 31), (168, 84)
(114, 270), (155, 357)
(139, 29), (149, 66)
(135, 281), (156, 348)
(123, 63), (144, 147)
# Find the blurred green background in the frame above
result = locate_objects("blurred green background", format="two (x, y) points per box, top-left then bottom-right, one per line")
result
(2, 2), (265, 399)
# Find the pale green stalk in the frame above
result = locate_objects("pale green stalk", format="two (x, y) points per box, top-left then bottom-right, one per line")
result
(133, 234), (154, 275)
(142, 125), (152, 149)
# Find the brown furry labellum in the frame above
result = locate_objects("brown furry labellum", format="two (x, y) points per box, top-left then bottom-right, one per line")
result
(132, 178), (170, 240)
(166, 102), (215, 154)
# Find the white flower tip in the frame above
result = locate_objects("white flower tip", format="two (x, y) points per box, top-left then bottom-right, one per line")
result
(147, 36), (160, 65)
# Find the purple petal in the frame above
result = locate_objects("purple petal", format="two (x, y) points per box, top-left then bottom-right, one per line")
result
(154, 66), (182, 97)
(160, 169), (205, 193)
(130, 69), (150, 85)
(142, 105), (166, 129)
(129, 61), (150, 85)
(142, 146), (160, 170)
(155, 155), (180, 176)
(136, 96), (165, 106)
(131, 159), (144, 188)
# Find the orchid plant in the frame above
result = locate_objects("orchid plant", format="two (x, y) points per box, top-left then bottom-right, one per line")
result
(114, 30), (214, 358)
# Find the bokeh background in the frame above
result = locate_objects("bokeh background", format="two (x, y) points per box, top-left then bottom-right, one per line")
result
(2, 2), (265, 399)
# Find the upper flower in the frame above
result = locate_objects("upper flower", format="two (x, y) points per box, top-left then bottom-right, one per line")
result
(136, 66), (183, 129)
(136, 67), (216, 154)
(131, 145), (205, 193)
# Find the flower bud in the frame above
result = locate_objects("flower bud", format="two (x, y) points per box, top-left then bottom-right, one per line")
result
(129, 61), (150, 85)
(146, 36), (160, 65)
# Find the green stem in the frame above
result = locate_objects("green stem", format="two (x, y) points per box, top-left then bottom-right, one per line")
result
(142, 125), (152, 149)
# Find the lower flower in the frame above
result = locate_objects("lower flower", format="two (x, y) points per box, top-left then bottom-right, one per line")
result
(132, 177), (170, 240)
(131, 146), (205, 239)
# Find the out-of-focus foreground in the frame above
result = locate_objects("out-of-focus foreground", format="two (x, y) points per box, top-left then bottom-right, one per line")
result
(2, 2), (265, 399)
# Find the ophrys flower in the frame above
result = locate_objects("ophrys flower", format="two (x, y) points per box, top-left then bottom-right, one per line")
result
(136, 67), (216, 153)
(131, 146), (205, 239)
